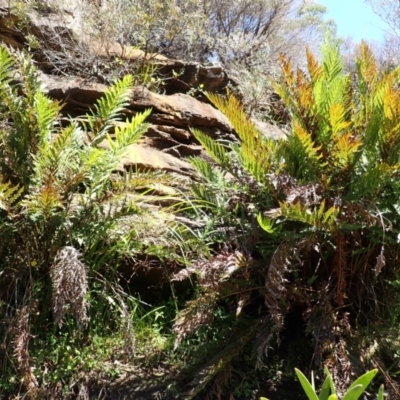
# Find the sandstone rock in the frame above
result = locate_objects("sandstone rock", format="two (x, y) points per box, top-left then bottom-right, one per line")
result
(119, 144), (195, 176)
(39, 72), (107, 114)
(252, 119), (288, 140)
(130, 86), (232, 132)
(150, 124), (191, 142)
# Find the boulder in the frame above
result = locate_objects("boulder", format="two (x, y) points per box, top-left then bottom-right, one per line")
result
(119, 144), (195, 176)
(251, 119), (287, 141)
(129, 86), (232, 132)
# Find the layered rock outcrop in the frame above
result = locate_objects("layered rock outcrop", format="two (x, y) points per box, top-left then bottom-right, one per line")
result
(0, 0), (286, 179)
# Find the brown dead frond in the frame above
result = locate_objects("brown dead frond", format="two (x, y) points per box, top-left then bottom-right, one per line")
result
(268, 173), (323, 206)
(172, 249), (251, 347)
(172, 249), (248, 287)
(333, 232), (347, 306)
(324, 312), (353, 395)
(254, 316), (279, 369)
(173, 291), (217, 347)
(205, 363), (233, 400)
(375, 246), (386, 276)
(50, 246), (88, 329)
(265, 243), (291, 329)
(14, 306), (38, 396)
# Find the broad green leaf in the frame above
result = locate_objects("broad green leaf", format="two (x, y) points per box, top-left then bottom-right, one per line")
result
(295, 368), (319, 400)
(377, 384), (384, 400)
(257, 214), (275, 233)
(319, 373), (333, 400)
(342, 384), (364, 400)
(343, 369), (378, 400)
(324, 366), (336, 395)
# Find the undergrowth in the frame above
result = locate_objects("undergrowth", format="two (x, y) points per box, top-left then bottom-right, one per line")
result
(0, 44), (200, 399)
(173, 38), (400, 398)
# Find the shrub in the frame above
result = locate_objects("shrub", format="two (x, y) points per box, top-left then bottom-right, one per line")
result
(0, 44), (192, 398)
(179, 38), (400, 395)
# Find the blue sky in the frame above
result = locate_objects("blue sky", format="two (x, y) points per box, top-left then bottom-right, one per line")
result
(319, 0), (387, 43)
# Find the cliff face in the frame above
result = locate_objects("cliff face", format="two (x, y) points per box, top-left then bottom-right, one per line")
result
(0, 0), (285, 180)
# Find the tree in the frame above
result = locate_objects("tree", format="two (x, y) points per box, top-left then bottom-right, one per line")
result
(364, 0), (400, 67)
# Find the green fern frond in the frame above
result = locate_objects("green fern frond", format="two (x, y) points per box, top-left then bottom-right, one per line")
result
(34, 122), (81, 189)
(206, 90), (261, 148)
(23, 184), (63, 220)
(286, 122), (323, 180)
(107, 108), (151, 153)
(0, 181), (23, 212)
(257, 214), (276, 234)
(190, 128), (230, 166)
(86, 74), (134, 145)
(204, 91), (278, 183)
(0, 45), (15, 100)
(321, 37), (344, 84)
(34, 92), (61, 147)
(279, 200), (339, 231)
(189, 157), (217, 182)
(329, 103), (351, 135)
(331, 132), (361, 170)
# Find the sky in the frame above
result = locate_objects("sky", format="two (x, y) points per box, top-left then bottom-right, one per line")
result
(319, 0), (388, 43)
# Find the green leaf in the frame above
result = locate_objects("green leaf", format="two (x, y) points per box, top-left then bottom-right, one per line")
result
(377, 384), (385, 400)
(319, 372), (333, 400)
(257, 214), (275, 234)
(342, 384), (364, 400)
(191, 128), (230, 166)
(295, 368), (319, 400)
(343, 369), (378, 400)
(324, 366), (336, 395)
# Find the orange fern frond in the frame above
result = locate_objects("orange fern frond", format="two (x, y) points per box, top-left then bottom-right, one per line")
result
(306, 47), (323, 82)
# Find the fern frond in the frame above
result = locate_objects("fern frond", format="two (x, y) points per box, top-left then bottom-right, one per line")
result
(257, 214), (275, 234)
(107, 109), (151, 153)
(356, 41), (378, 97)
(34, 122), (82, 189)
(287, 122), (323, 180)
(173, 291), (218, 347)
(0, 181), (23, 212)
(86, 74), (134, 145)
(278, 53), (295, 88)
(189, 157), (217, 182)
(0, 45), (15, 100)
(206, 90), (264, 149)
(190, 128), (230, 166)
(34, 92), (61, 147)
(331, 132), (361, 170)
(205, 91), (278, 183)
(321, 38), (344, 84)
(329, 103), (351, 135)
(23, 184), (63, 220)
(306, 47), (323, 83)
(279, 200), (339, 231)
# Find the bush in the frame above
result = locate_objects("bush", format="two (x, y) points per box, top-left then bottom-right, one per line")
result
(179, 38), (400, 395)
(0, 44), (194, 398)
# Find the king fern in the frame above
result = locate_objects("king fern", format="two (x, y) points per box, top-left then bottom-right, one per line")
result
(184, 37), (400, 393)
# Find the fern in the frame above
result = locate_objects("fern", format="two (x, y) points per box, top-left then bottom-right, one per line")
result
(190, 128), (230, 167)
(86, 74), (134, 146)
(279, 200), (339, 231)
(183, 36), (400, 396)
(0, 181), (23, 212)
(0, 43), (167, 397)
(107, 108), (151, 153)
